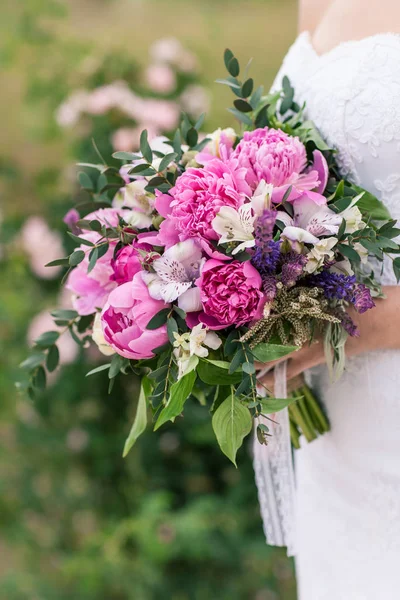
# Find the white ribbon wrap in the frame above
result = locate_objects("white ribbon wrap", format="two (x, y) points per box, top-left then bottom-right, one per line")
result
(253, 361), (296, 556)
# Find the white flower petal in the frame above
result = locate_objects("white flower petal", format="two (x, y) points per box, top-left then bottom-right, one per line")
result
(178, 287), (202, 313)
(204, 331), (222, 350)
(160, 281), (192, 303)
(282, 226), (319, 245)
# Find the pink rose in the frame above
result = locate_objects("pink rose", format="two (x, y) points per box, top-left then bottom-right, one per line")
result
(111, 243), (150, 285)
(195, 259), (265, 330)
(159, 158), (251, 249)
(231, 127), (328, 202)
(101, 273), (170, 359)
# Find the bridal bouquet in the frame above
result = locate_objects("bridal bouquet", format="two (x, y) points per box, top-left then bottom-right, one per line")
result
(21, 50), (400, 464)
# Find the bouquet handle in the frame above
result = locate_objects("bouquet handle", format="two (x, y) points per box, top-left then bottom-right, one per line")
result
(253, 361), (297, 556)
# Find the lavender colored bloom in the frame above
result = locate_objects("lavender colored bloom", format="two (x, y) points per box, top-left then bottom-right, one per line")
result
(263, 275), (277, 302)
(306, 270), (375, 314)
(352, 284), (375, 313)
(251, 240), (281, 275)
(281, 251), (307, 287)
(338, 311), (359, 337)
(254, 210), (277, 251)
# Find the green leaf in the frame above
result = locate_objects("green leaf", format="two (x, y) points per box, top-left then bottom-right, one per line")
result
(260, 396), (298, 414)
(34, 331), (60, 348)
(109, 354), (126, 379)
(252, 343), (298, 363)
(173, 306), (186, 320)
(146, 308), (170, 330)
(233, 99), (253, 113)
(393, 257), (400, 282)
(140, 129), (153, 164)
(337, 243), (361, 263)
(123, 377), (151, 456)
(154, 370), (196, 430)
(215, 78), (241, 90)
(241, 78), (254, 98)
(227, 108), (253, 126)
(89, 219), (102, 232)
(197, 360), (242, 386)
(45, 257), (69, 267)
(229, 349), (245, 374)
(46, 345), (59, 372)
(186, 127), (198, 148)
(352, 185), (391, 220)
(67, 232), (94, 247)
(97, 242), (109, 260)
(242, 362), (255, 375)
(77, 314), (94, 333)
(50, 309), (78, 320)
(32, 366), (46, 391)
(227, 56), (240, 77)
(112, 151), (139, 160)
(20, 353), (46, 371)
(85, 363), (112, 377)
(87, 247), (99, 273)
(158, 152), (178, 173)
(212, 392), (252, 466)
(167, 317), (179, 344)
(204, 359), (231, 370)
(78, 171), (93, 190)
(224, 48), (234, 71)
(69, 250), (85, 266)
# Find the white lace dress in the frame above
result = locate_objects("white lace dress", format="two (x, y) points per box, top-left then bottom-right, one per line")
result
(273, 32), (400, 600)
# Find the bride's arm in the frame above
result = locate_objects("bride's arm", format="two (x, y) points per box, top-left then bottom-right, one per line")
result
(298, 0), (331, 34)
(256, 286), (400, 389)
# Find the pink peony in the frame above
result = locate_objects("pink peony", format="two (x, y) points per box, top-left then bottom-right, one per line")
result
(159, 158), (251, 249)
(195, 259), (265, 330)
(230, 127), (328, 202)
(111, 243), (150, 285)
(145, 64), (176, 94)
(101, 273), (169, 359)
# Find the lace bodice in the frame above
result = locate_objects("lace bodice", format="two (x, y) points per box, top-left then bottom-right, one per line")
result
(274, 31), (400, 285)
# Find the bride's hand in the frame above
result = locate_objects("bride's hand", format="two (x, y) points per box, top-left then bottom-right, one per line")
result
(255, 286), (400, 392)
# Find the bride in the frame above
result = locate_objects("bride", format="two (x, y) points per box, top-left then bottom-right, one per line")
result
(257, 1), (400, 598)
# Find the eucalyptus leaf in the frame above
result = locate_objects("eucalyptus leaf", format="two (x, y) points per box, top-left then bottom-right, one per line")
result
(46, 345), (59, 373)
(146, 308), (170, 330)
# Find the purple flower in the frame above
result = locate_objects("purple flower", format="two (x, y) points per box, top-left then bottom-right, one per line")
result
(262, 275), (277, 302)
(352, 284), (375, 314)
(251, 240), (281, 275)
(337, 311), (359, 337)
(306, 270), (375, 313)
(254, 210), (277, 251)
(281, 251), (307, 287)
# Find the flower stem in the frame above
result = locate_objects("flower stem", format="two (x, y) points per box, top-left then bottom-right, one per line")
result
(301, 385), (330, 433)
(288, 399), (316, 443)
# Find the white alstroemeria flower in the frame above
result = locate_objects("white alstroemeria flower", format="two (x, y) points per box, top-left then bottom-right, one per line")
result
(251, 181), (274, 216)
(172, 325), (221, 379)
(304, 237), (338, 273)
(113, 180), (155, 229)
(92, 312), (115, 356)
(188, 323), (222, 358)
(212, 204), (256, 254)
(142, 239), (204, 303)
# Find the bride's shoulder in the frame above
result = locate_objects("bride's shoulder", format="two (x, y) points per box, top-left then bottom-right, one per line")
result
(311, 0), (400, 57)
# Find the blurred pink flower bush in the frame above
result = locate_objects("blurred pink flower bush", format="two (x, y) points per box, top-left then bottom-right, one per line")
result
(20, 216), (65, 280)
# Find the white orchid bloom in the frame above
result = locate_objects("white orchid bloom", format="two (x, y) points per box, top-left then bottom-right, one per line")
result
(212, 204), (256, 254)
(188, 323), (222, 358)
(250, 181), (274, 216)
(92, 312), (115, 356)
(142, 239), (204, 303)
(304, 237), (338, 273)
